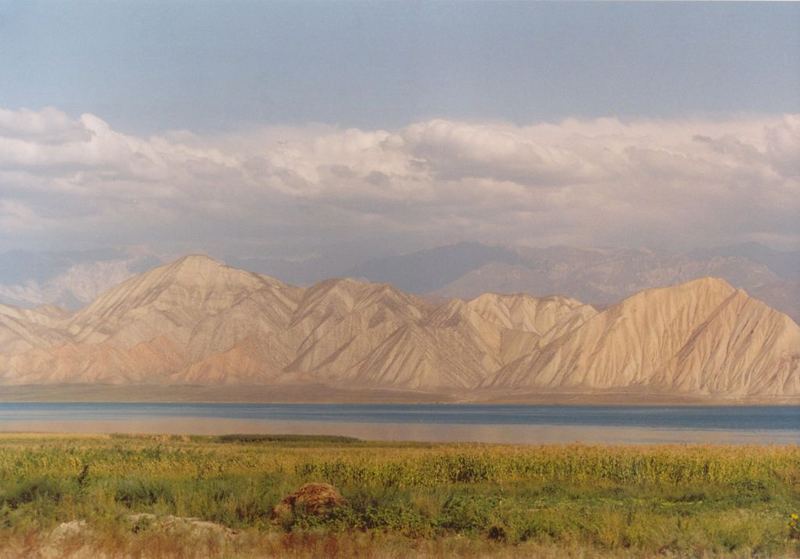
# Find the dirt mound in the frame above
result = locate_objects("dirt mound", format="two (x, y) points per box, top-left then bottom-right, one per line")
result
(272, 483), (347, 520)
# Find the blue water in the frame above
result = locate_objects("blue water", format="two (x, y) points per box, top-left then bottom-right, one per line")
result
(0, 403), (797, 433)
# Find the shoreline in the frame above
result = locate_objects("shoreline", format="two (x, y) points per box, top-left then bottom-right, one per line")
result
(1, 383), (798, 406)
(1, 418), (798, 445)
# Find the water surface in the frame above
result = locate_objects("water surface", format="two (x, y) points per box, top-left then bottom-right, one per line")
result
(0, 403), (797, 444)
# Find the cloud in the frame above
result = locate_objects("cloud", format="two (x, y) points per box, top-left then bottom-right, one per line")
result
(0, 107), (798, 255)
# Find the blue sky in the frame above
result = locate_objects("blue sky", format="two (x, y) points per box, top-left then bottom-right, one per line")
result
(1, 2), (798, 134)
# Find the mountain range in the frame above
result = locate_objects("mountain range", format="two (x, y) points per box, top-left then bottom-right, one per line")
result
(0, 255), (798, 401)
(347, 242), (800, 324)
(2, 243), (797, 326)
(0, 248), (161, 310)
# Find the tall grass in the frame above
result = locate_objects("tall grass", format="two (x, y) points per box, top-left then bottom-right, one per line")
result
(0, 435), (797, 557)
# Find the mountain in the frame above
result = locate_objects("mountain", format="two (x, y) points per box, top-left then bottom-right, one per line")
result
(689, 242), (800, 280)
(749, 280), (800, 328)
(0, 256), (302, 384)
(347, 243), (799, 323)
(6, 242), (797, 323)
(486, 278), (800, 397)
(0, 255), (797, 401)
(348, 242), (519, 293)
(436, 251), (778, 302)
(0, 248), (162, 310)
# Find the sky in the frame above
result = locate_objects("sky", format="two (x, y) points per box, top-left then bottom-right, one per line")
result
(0, 1), (799, 262)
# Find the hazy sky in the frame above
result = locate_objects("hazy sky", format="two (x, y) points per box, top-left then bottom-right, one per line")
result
(0, 1), (798, 259)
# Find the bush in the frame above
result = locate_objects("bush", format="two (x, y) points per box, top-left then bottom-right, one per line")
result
(1, 477), (67, 508)
(114, 478), (175, 508)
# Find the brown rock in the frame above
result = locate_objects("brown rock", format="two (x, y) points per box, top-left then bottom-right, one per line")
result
(271, 483), (346, 520)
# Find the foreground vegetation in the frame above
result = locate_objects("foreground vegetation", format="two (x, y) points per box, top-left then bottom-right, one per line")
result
(0, 434), (798, 557)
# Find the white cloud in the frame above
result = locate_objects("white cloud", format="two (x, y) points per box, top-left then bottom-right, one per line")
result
(0, 107), (798, 254)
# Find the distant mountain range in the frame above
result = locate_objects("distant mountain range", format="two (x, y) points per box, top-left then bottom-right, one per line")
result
(1, 255), (797, 401)
(3, 242), (797, 324)
(0, 248), (161, 310)
(348, 242), (800, 323)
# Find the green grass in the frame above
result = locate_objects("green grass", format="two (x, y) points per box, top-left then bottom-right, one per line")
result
(0, 434), (797, 557)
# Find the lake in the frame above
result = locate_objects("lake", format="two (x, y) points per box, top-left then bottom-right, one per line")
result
(0, 403), (798, 444)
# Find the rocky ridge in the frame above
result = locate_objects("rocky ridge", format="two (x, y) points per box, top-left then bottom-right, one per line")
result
(0, 255), (797, 399)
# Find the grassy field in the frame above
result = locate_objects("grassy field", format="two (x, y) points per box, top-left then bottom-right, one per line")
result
(0, 434), (797, 558)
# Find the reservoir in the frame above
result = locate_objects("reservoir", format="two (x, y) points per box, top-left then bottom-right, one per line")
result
(0, 403), (798, 444)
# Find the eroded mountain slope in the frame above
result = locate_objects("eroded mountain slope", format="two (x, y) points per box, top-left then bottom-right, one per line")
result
(0, 256), (797, 398)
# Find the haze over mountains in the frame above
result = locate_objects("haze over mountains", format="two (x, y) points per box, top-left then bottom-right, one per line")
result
(4, 243), (796, 326)
(0, 249), (161, 311)
(346, 243), (800, 324)
(0, 255), (797, 401)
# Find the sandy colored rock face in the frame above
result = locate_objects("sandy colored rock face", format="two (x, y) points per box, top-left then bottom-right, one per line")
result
(0, 256), (798, 399)
(486, 278), (800, 397)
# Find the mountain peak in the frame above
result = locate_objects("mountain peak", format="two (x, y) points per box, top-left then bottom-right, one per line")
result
(165, 254), (226, 276)
(622, 277), (737, 307)
(147, 254), (287, 291)
(65, 253), (290, 346)
(681, 276), (735, 291)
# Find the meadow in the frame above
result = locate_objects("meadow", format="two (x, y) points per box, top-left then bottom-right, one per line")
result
(0, 433), (797, 558)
